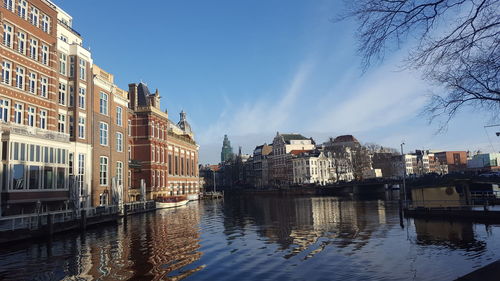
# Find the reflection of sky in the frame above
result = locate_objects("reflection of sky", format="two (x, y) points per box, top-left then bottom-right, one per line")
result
(1, 198), (500, 280)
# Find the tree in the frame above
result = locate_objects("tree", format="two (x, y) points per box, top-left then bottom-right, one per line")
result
(343, 0), (500, 126)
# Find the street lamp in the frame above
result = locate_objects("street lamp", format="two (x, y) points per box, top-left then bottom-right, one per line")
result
(400, 142), (407, 205)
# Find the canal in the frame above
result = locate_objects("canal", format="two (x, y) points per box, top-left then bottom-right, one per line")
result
(1, 194), (500, 281)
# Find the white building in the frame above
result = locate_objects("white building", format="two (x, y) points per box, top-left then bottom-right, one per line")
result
(271, 132), (315, 186)
(292, 151), (334, 186)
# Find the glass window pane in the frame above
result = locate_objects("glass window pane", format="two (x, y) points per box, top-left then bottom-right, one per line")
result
(43, 166), (53, 189)
(12, 164), (24, 190)
(28, 166), (39, 189)
(57, 167), (65, 189)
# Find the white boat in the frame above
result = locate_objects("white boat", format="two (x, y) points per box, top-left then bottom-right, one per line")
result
(187, 194), (199, 201)
(155, 196), (189, 209)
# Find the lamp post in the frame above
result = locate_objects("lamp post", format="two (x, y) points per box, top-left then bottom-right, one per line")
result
(400, 142), (407, 205)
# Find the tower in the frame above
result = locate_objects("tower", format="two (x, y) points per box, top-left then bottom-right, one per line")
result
(221, 135), (234, 163)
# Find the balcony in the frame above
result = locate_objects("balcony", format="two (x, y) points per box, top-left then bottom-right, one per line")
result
(0, 122), (70, 143)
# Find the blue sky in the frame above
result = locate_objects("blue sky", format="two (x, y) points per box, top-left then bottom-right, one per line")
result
(53, 0), (499, 164)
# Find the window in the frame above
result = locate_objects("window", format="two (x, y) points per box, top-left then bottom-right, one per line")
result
(152, 146), (155, 162)
(15, 67), (24, 90)
(40, 76), (48, 98)
(3, 23), (12, 48)
(14, 103), (23, 124)
(116, 132), (123, 152)
(99, 193), (107, 206)
(116, 106), (122, 126)
(1, 99), (10, 122)
(1, 60), (11, 85)
(69, 85), (74, 106)
(99, 156), (108, 186)
(69, 56), (75, 77)
(69, 116), (74, 137)
(168, 154), (172, 175)
(59, 53), (67, 75)
(128, 170), (131, 188)
(77, 153), (85, 194)
(151, 121), (155, 138)
(41, 14), (50, 33)
(18, 31), (26, 54)
(116, 161), (123, 186)
(78, 87), (85, 109)
(99, 122), (108, 146)
(99, 92), (108, 115)
(78, 117), (85, 139)
(3, 0), (13, 11)
(12, 164), (25, 190)
(161, 171), (165, 187)
(157, 170), (160, 188)
(128, 146), (131, 160)
(28, 72), (36, 94)
(30, 39), (38, 60)
(79, 59), (86, 80)
(128, 120), (131, 136)
(29, 6), (39, 27)
(58, 114), (65, 133)
(60, 35), (67, 43)
(39, 110), (47, 129)
(27, 107), (35, 126)
(58, 82), (66, 105)
(41, 45), (49, 65)
(17, 0), (27, 19)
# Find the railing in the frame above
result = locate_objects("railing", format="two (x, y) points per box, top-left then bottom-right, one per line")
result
(0, 205), (119, 232)
(124, 200), (155, 213)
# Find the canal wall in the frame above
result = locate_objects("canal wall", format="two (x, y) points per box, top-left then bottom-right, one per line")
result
(0, 201), (157, 244)
(404, 208), (500, 223)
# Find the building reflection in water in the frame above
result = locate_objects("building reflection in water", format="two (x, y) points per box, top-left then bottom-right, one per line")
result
(413, 219), (486, 251)
(67, 203), (204, 281)
(223, 195), (398, 260)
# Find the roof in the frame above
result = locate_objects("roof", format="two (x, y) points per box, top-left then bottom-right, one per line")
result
(290, 149), (314, 156)
(137, 82), (152, 106)
(281, 134), (309, 144)
(333, 135), (359, 143)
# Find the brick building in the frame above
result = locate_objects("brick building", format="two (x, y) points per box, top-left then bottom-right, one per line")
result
(128, 82), (199, 201)
(0, 0), (71, 216)
(91, 65), (128, 207)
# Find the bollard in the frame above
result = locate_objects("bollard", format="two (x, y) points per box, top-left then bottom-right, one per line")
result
(80, 209), (87, 231)
(47, 213), (54, 237)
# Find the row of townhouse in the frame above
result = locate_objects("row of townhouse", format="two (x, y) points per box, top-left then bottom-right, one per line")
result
(0, 0), (199, 217)
(215, 133), (475, 189)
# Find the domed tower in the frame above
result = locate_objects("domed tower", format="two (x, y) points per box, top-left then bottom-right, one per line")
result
(177, 110), (193, 137)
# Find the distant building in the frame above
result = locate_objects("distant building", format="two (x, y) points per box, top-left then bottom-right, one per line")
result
(467, 153), (500, 171)
(372, 152), (401, 179)
(434, 151), (467, 172)
(292, 151), (334, 186)
(253, 144), (272, 188)
(270, 132), (315, 186)
(220, 134), (233, 163)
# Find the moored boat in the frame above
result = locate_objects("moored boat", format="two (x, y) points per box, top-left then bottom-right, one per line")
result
(155, 196), (189, 209)
(187, 194), (199, 201)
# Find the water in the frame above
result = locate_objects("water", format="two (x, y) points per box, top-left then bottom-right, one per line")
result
(1, 194), (500, 281)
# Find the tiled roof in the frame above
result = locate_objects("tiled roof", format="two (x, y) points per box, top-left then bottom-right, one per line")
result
(290, 149), (313, 155)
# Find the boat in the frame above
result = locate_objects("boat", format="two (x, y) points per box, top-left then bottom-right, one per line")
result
(187, 193), (199, 201)
(155, 196), (189, 209)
